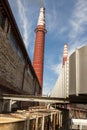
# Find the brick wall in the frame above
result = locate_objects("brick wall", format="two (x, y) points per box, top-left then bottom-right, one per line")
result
(0, 28), (39, 95)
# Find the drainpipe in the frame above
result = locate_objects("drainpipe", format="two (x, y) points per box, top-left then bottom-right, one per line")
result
(34, 78), (37, 95)
(19, 58), (28, 109)
(21, 57), (28, 91)
(42, 116), (45, 130)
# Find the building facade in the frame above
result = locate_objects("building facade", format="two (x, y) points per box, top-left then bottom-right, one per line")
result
(0, 0), (41, 95)
(51, 44), (87, 99)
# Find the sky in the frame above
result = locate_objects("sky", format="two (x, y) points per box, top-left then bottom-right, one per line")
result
(8, 0), (87, 95)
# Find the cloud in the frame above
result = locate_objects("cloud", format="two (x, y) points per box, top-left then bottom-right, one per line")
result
(46, 9), (58, 33)
(16, 0), (30, 47)
(44, 52), (63, 76)
(45, 1), (59, 33)
(51, 0), (87, 95)
(43, 76), (55, 96)
(45, 0), (87, 95)
(50, 63), (62, 76)
(68, 0), (87, 55)
(43, 82), (51, 96)
(43, 57), (62, 95)
(69, 0), (87, 39)
(59, 27), (68, 34)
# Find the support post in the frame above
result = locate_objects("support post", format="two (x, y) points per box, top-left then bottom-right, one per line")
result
(59, 112), (61, 128)
(24, 117), (30, 130)
(56, 112), (59, 127)
(35, 117), (38, 130)
(0, 99), (4, 113)
(53, 114), (56, 130)
(7, 99), (12, 112)
(79, 125), (82, 130)
(60, 113), (62, 128)
(42, 116), (45, 130)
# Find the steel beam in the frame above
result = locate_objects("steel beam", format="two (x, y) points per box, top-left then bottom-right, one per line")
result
(0, 94), (69, 104)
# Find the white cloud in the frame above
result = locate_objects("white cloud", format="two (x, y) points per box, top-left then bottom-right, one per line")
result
(46, 1), (59, 33)
(46, 9), (58, 32)
(68, 0), (87, 55)
(43, 82), (51, 96)
(69, 39), (87, 56)
(43, 76), (55, 96)
(51, 63), (62, 76)
(16, 0), (30, 47)
(69, 0), (87, 40)
(44, 0), (87, 95)
(59, 27), (68, 34)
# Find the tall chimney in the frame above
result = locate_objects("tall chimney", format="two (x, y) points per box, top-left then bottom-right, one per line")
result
(62, 44), (68, 66)
(33, 7), (46, 95)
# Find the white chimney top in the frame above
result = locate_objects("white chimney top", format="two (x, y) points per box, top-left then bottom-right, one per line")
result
(37, 7), (45, 26)
(63, 44), (68, 57)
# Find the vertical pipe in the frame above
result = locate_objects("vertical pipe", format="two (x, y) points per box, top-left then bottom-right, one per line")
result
(42, 116), (45, 130)
(34, 78), (37, 95)
(59, 112), (61, 128)
(26, 117), (30, 130)
(60, 113), (62, 128)
(24, 117), (30, 130)
(79, 125), (82, 130)
(57, 112), (59, 126)
(35, 117), (38, 130)
(21, 60), (27, 91)
(7, 99), (12, 112)
(4, 18), (8, 33)
(53, 114), (56, 130)
(7, 24), (11, 36)
(0, 99), (5, 112)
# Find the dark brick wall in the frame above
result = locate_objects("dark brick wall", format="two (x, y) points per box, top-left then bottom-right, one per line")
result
(0, 28), (39, 95)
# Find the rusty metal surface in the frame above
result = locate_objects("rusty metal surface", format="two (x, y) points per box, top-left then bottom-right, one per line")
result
(0, 106), (61, 130)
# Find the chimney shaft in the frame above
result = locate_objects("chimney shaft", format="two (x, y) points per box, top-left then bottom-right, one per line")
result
(33, 7), (46, 95)
(63, 44), (68, 66)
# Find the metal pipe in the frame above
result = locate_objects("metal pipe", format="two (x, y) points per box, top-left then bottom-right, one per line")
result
(42, 116), (44, 130)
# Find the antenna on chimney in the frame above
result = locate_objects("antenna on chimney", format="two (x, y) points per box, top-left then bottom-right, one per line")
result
(41, 0), (44, 7)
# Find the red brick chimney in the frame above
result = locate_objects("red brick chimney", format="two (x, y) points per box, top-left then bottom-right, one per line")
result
(33, 7), (46, 95)
(62, 44), (68, 66)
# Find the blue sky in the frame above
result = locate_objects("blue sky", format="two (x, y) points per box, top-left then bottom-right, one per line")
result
(9, 0), (87, 95)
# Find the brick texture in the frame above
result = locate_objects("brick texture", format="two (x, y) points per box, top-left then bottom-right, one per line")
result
(33, 25), (46, 95)
(0, 28), (39, 95)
